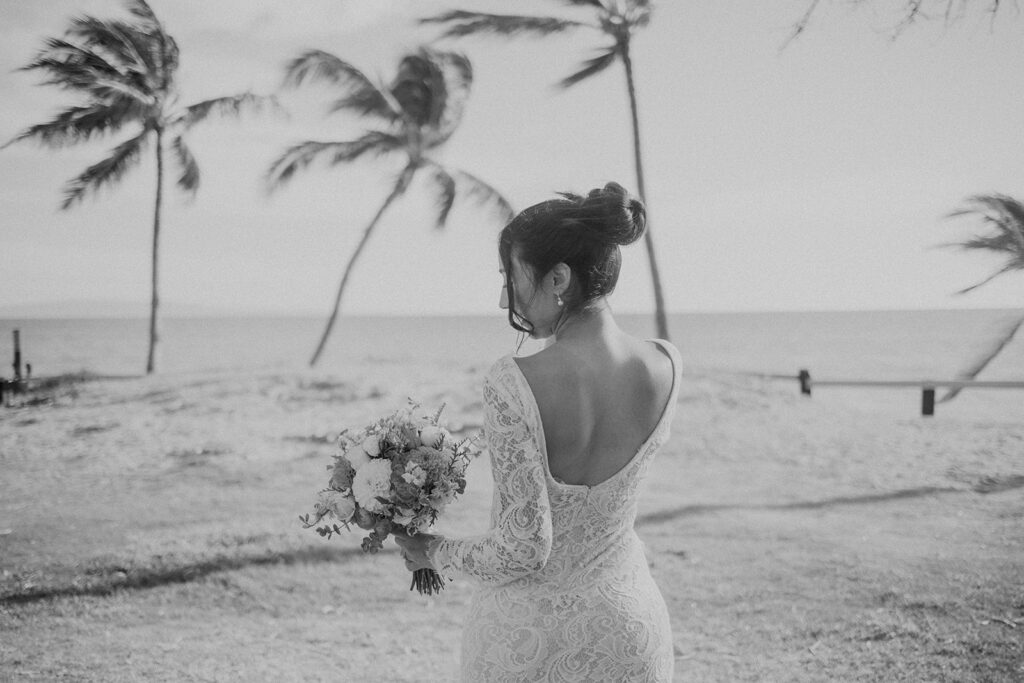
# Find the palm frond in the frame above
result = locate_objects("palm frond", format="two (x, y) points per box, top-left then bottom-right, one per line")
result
(124, 0), (160, 27)
(955, 264), (1021, 295)
(282, 50), (379, 92)
(559, 47), (619, 88)
(4, 101), (137, 149)
(66, 17), (152, 73)
(420, 11), (588, 38)
(24, 37), (122, 82)
(426, 165), (457, 230)
(429, 50), (472, 144)
(326, 89), (401, 123)
(265, 132), (404, 190)
(61, 128), (149, 208)
(171, 134), (199, 194)
(23, 59), (154, 106)
(391, 51), (446, 130)
(21, 39), (157, 106)
(945, 193), (1024, 293)
(947, 194), (1024, 258)
(177, 92), (279, 129)
(450, 169), (515, 223)
(119, 0), (177, 83)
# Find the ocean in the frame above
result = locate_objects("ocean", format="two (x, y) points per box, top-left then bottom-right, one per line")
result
(1, 309), (1022, 420)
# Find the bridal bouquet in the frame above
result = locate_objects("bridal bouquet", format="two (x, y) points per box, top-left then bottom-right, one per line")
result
(300, 403), (477, 595)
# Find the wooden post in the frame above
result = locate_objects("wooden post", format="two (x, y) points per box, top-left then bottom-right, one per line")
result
(798, 369), (812, 396)
(12, 329), (22, 381)
(922, 387), (935, 417)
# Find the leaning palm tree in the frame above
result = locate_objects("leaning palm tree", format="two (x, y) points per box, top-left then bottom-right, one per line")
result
(4, 0), (272, 374)
(938, 193), (1024, 402)
(267, 47), (514, 367)
(946, 194), (1024, 294)
(422, 0), (670, 341)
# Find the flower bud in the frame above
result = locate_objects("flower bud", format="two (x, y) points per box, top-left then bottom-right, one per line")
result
(362, 435), (381, 457)
(419, 425), (446, 449)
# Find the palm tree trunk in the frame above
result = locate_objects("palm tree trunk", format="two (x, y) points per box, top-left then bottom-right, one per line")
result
(309, 168), (414, 367)
(146, 128), (163, 374)
(620, 39), (670, 341)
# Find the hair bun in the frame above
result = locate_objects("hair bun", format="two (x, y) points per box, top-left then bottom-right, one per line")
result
(580, 182), (645, 246)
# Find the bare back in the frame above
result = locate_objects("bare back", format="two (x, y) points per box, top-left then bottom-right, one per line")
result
(514, 333), (676, 488)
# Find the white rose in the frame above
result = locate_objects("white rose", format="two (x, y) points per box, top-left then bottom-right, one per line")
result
(344, 446), (370, 471)
(418, 425), (449, 449)
(318, 490), (355, 523)
(351, 458), (393, 514)
(362, 435), (381, 457)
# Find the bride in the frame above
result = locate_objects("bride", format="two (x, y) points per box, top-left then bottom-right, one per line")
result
(395, 182), (681, 682)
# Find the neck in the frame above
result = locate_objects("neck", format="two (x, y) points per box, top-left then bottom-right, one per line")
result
(551, 299), (616, 342)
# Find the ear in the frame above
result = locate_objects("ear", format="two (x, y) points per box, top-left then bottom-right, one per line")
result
(548, 262), (572, 295)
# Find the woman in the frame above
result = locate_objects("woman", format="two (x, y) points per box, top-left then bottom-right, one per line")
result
(395, 182), (681, 682)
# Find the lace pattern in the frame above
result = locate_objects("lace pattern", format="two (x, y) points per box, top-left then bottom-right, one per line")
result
(429, 340), (682, 682)
(428, 360), (553, 584)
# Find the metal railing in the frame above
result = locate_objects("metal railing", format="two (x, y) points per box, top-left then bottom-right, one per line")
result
(795, 369), (1024, 416)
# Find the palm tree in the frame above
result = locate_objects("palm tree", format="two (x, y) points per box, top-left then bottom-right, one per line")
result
(4, 0), (272, 374)
(946, 194), (1024, 294)
(421, 1), (670, 341)
(267, 47), (514, 367)
(937, 193), (1024, 402)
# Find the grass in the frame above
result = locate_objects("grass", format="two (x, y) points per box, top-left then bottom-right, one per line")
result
(1, 368), (1022, 681)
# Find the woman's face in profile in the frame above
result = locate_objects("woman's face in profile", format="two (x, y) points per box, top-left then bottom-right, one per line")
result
(499, 251), (558, 339)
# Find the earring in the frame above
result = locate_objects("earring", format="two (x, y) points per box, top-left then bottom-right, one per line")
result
(556, 294), (564, 307)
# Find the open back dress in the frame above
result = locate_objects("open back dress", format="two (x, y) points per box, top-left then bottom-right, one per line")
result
(428, 339), (682, 682)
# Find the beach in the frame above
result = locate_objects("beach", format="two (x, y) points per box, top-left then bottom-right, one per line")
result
(1, 347), (1021, 681)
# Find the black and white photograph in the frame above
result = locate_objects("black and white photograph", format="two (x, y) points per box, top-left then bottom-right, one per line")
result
(1, 1), (1022, 680)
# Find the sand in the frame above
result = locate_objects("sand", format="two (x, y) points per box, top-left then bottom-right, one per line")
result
(1, 362), (1022, 681)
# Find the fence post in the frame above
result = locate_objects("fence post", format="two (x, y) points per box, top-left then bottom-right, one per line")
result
(922, 386), (935, 417)
(12, 329), (22, 381)
(798, 369), (812, 396)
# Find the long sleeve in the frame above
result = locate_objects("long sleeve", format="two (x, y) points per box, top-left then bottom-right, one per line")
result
(427, 357), (553, 585)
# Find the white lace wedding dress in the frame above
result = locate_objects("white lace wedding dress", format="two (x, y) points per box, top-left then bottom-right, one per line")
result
(428, 340), (681, 682)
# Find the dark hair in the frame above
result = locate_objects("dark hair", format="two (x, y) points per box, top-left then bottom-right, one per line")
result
(499, 181), (646, 334)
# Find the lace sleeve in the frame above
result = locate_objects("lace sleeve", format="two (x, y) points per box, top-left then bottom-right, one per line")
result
(427, 359), (553, 585)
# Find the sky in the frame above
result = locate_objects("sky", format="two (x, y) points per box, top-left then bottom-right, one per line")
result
(1, 0), (1022, 317)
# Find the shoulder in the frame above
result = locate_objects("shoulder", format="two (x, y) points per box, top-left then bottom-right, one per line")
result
(482, 354), (529, 408)
(512, 346), (584, 401)
(648, 339), (681, 376)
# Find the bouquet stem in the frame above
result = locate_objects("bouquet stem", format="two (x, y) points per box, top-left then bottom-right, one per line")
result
(410, 568), (446, 595)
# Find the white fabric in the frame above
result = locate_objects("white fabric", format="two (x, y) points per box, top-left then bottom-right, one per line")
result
(429, 340), (681, 682)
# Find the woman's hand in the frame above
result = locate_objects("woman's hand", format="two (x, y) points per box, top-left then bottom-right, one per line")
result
(393, 531), (438, 572)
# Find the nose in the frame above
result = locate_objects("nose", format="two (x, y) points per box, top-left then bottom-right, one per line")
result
(499, 285), (509, 310)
